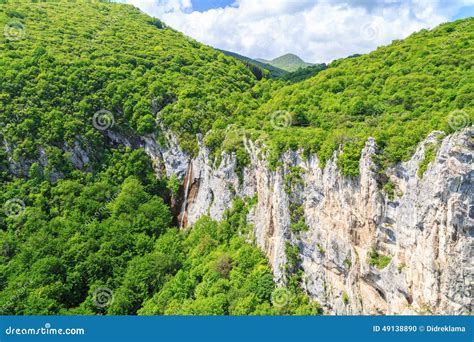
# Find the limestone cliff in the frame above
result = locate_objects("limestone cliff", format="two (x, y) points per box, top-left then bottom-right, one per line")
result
(7, 126), (471, 314)
(153, 127), (473, 315)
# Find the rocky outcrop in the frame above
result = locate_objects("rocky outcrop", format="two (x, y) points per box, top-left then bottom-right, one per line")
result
(106, 130), (189, 180)
(2, 137), (91, 181)
(155, 127), (473, 315)
(5, 125), (471, 315)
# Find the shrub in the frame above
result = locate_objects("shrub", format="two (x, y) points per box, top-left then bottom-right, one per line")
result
(342, 292), (349, 305)
(418, 141), (440, 178)
(368, 248), (391, 269)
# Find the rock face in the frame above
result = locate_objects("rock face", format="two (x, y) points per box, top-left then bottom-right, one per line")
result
(155, 127), (473, 315)
(2, 137), (92, 182)
(5, 126), (471, 314)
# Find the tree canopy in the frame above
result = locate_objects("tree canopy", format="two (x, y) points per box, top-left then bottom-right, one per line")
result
(0, 0), (472, 315)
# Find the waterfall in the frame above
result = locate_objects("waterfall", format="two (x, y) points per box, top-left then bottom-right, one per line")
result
(179, 164), (193, 228)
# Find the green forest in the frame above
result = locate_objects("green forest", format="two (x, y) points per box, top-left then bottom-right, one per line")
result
(0, 151), (318, 314)
(0, 0), (472, 315)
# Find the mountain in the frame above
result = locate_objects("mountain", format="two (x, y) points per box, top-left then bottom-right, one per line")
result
(256, 53), (313, 72)
(219, 49), (327, 82)
(0, 0), (472, 316)
(218, 49), (289, 79)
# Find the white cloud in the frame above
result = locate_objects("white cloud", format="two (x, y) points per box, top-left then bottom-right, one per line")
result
(126, 0), (192, 17)
(125, 0), (473, 63)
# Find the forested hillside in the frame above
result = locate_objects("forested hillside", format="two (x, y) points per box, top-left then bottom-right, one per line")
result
(0, 0), (263, 161)
(214, 18), (472, 176)
(255, 20), (473, 175)
(218, 49), (289, 79)
(0, 1), (317, 315)
(219, 49), (328, 82)
(0, 0), (472, 315)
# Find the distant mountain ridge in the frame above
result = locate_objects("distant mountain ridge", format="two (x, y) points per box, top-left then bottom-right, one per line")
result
(256, 53), (313, 72)
(218, 49), (326, 82)
(217, 49), (288, 78)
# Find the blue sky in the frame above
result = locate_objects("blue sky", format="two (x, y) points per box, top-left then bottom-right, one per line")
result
(192, 0), (473, 19)
(126, 0), (474, 62)
(453, 5), (474, 19)
(190, 0), (234, 12)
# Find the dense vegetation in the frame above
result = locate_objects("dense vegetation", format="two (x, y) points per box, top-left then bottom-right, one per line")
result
(219, 49), (327, 83)
(218, 49), (289, 79)
(1, 1), (472, 177)
(0, 0), (472, 315)
(138, 199), (319, 315)
(254, 20), (473, 174)
(0, 0), (259, 162)
(175, 17), (473, 177)
(0, 0), (320, 315)
(0, 147), (317, 315)
(282, 63), (327, 83)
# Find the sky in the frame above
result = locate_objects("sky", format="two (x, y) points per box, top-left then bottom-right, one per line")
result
(124, 0), (474, 63)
